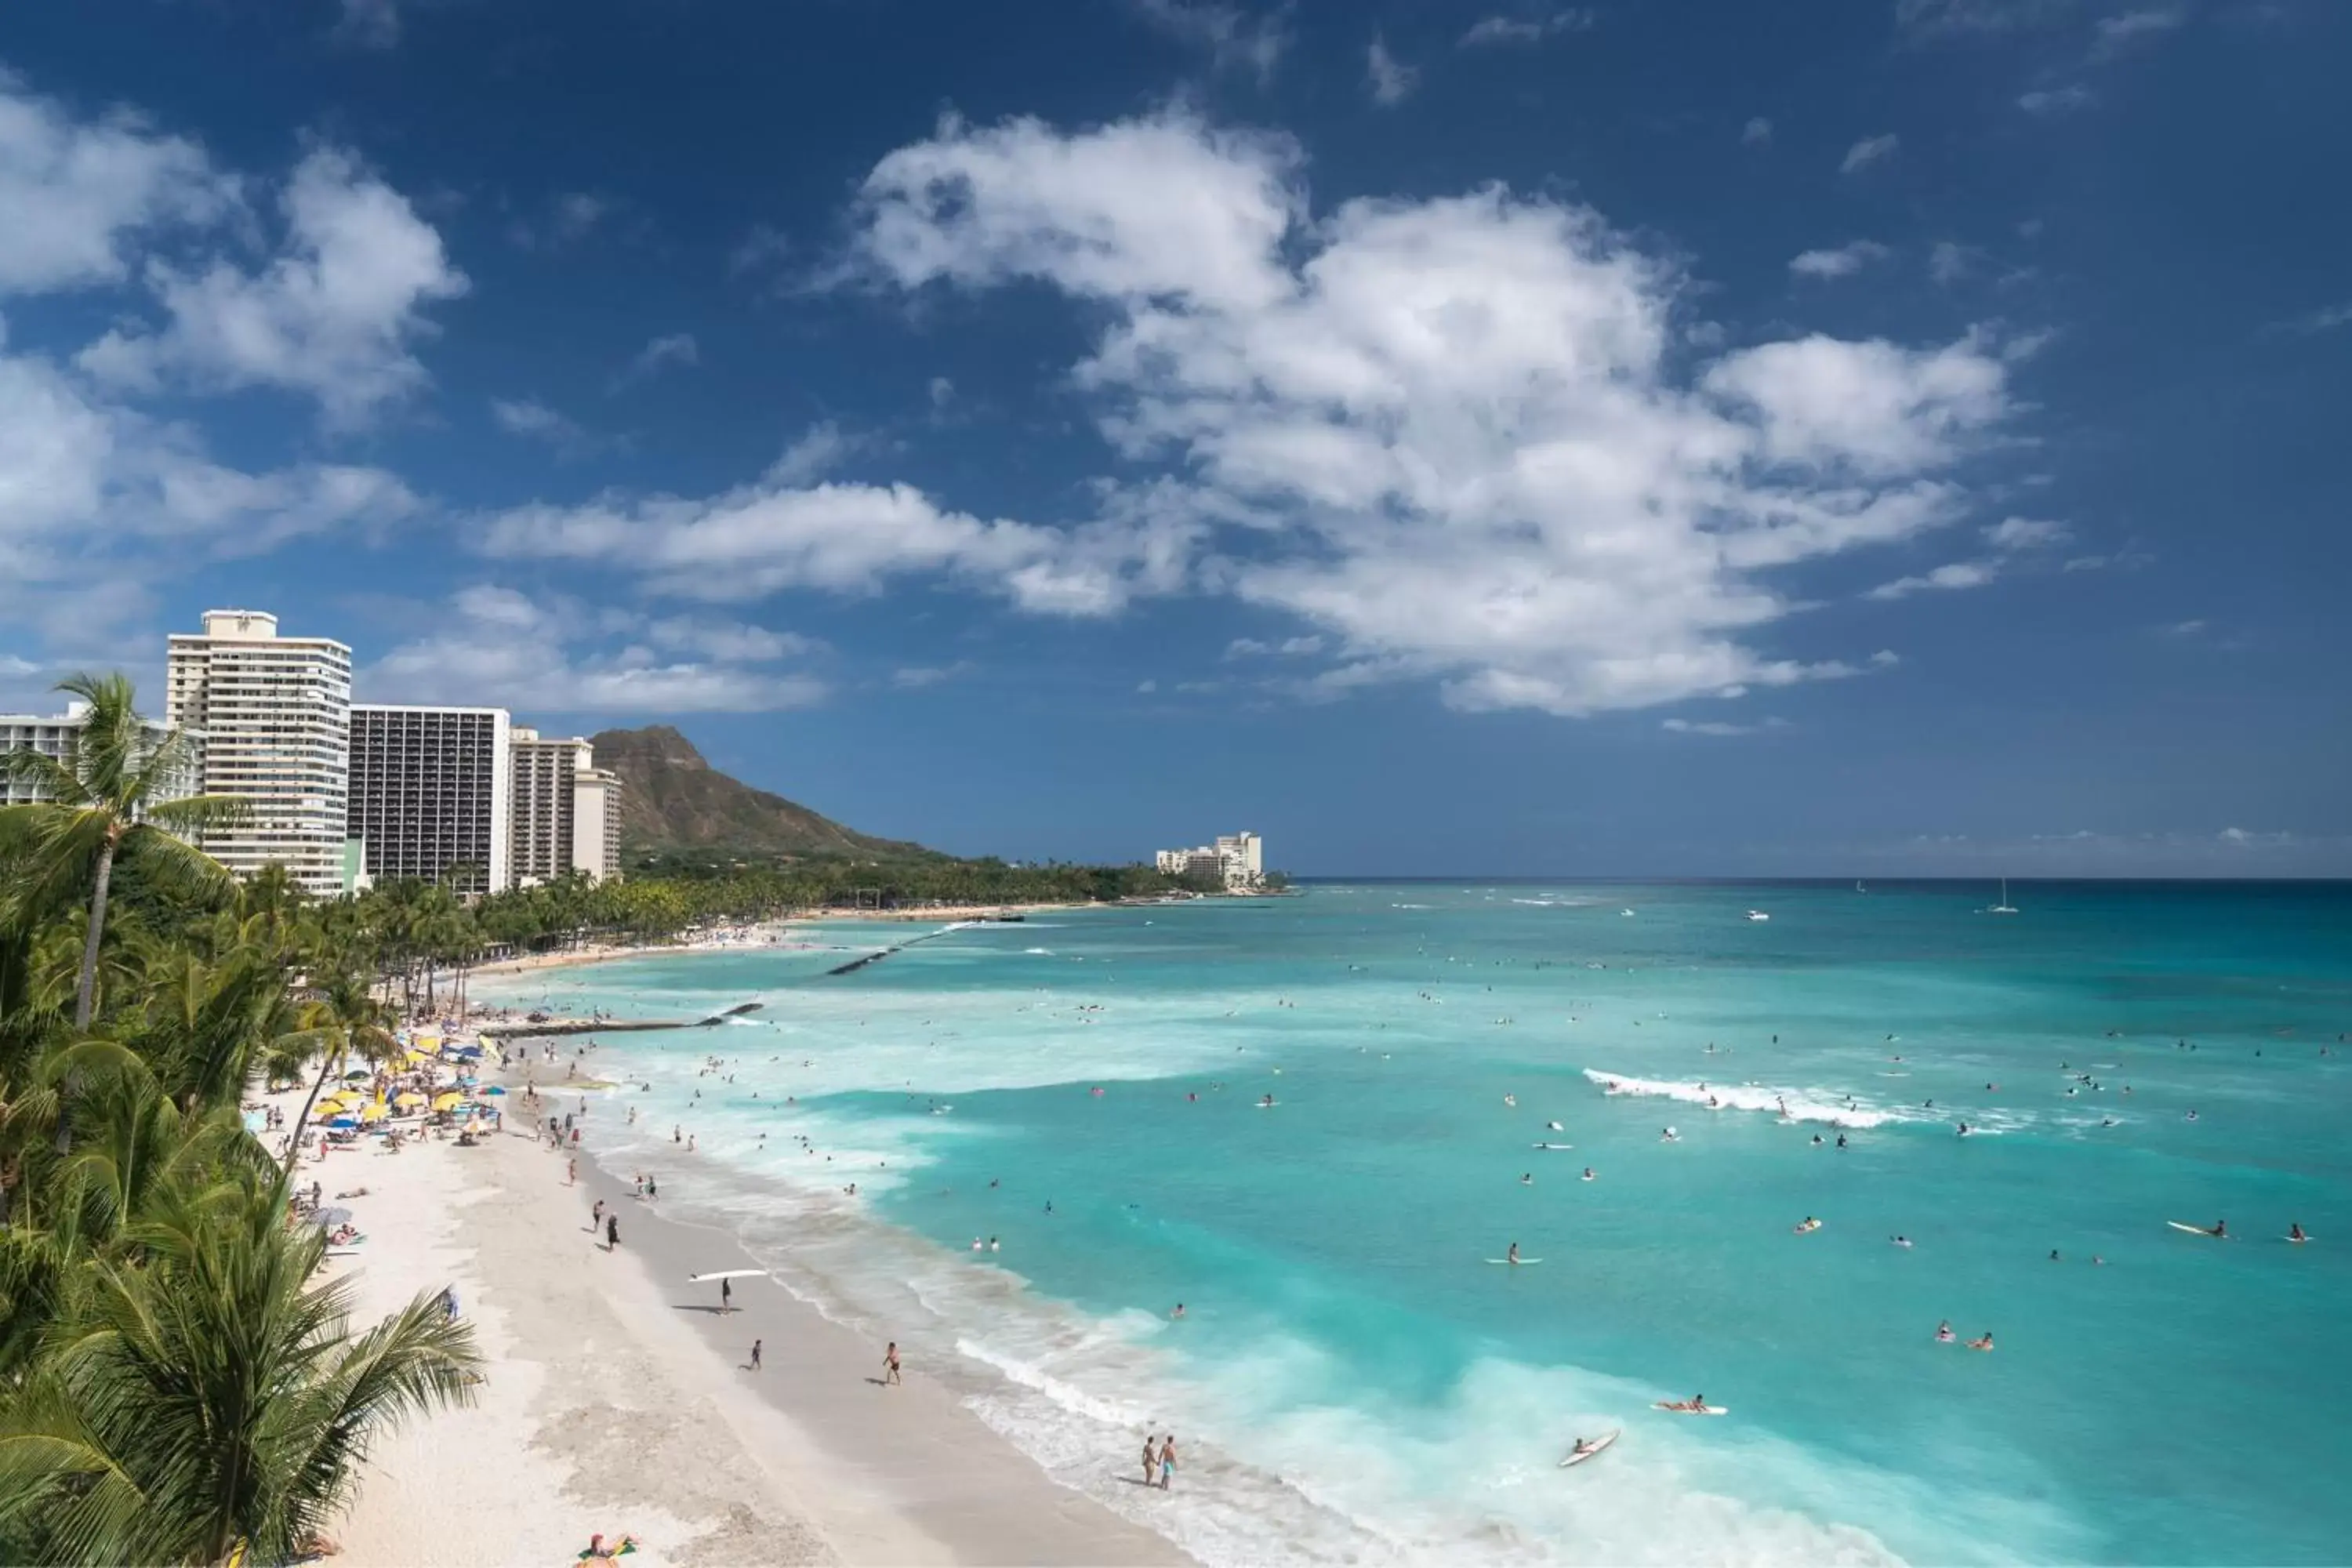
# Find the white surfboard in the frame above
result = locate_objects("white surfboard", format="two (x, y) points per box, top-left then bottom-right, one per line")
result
(1652, 1403), (1727, 1416)
(2287, 1234), (2312, 1243)
(1485, 1258), (1545, 1265)
(2166, 1221), (2227, 1238)
(688, 1268), (771, 1282)
(1559, 1428), (1621, 1468)
(1532, 1142), (1574, 1149)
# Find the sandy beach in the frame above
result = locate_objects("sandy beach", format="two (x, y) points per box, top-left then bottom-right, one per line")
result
(467, 906), (1090, 982)
(282, 1078), (1186, 1566)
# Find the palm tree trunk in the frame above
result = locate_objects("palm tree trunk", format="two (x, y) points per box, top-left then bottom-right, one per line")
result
(74, 837), (118, 1028)
(281, 1045), (340, 1177)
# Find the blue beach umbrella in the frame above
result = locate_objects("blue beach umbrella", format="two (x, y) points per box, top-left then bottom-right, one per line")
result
(325, 1116), (359, 1130)
(479, 1085), (506, 1096)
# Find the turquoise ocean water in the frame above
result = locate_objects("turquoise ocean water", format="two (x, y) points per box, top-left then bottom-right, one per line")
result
(486, 882), (2352, 1566)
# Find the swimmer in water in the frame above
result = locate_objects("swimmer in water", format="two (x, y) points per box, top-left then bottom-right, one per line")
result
(1520, 1172), (1534, 1185)
(1936, 1320), (1955, 1341)
(1582, 1167), (1595, 1181)
(1968, 1332), (1995, 1352)
(1893, 1235), (1913, 1248)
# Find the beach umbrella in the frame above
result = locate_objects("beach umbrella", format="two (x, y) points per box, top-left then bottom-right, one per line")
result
(432, 1091), (465, 1111)
(360, 1103), (388, 1122)
(325, 1116), (358, 1130)
(343, 1069), (372, 1081)
(393, 1091), (426, 1108)
(479, 1085), (507, 1096)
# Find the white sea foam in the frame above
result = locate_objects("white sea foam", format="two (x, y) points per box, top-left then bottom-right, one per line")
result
(1583, 1069), (1919, 1129)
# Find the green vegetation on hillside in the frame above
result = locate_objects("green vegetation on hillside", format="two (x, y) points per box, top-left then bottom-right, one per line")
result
(588, 725), (936, 862)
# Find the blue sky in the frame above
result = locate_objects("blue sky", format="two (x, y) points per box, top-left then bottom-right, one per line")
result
(2, 0), (2346, 875)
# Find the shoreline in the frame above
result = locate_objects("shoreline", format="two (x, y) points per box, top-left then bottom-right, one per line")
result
(466, 903), (1094, 982)
(281, 1066), (1187, 1566)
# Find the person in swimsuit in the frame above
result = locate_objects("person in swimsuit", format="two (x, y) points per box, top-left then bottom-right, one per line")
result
(884, 1341), (902, 1385)
(2290, 1222), (2308, 1242)
(2210, 1219), (2228, 1237)
(1507, 1242), (1521, 1265)
(1142, 1434), (1159, 1486)
(1160, 1432), (1178, 1489)
(1569, 1436), (1600, 1457)
(1936, 1321), (1955, 1342)
(1968, 1332), (1995, 1351)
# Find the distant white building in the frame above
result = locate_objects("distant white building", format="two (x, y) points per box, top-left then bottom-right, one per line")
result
(509, 728), (621, 887)
(1, 702), (204, 810)
(1155, 830), (1265, 891)
(165, 610), (354, 897)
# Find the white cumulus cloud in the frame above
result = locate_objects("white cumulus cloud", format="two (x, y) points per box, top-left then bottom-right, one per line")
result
(1365, 36), (1418, 105)
(1790, 240), (1890, 280)
(364, 588), (827, 713)
(1840, 133), (1900, 174)
(836, 109), (2022, 718)
(1458, 10), (1597, 46)
(0, 71), (240, 296)
(1128, 0), (1291, 82)
(76, 146), (466, 426)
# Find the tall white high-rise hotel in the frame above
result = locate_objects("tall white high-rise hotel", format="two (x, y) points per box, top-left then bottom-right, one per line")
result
(165, 610), (354, 897)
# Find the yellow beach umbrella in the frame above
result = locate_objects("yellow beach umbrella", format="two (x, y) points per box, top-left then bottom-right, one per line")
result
(393, 1091), (426, 1107)
(432, 1091), (465, 1112)
(359, 1102), (388, 1122)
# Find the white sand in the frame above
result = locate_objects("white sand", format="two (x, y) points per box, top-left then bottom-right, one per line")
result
(278, 1080), (1186, 1566)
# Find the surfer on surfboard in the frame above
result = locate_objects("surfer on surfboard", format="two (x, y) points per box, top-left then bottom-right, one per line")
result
(1656, 1396), (1719, 1414)
(1507, 1242), (1521, 1265)
(2290, 1222), (2309, 1243)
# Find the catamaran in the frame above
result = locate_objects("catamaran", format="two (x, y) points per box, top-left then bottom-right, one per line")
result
(1987, 878), (2019, 915)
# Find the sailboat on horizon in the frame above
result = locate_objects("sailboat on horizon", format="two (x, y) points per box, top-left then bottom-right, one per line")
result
(1986, 877), (2019, 916)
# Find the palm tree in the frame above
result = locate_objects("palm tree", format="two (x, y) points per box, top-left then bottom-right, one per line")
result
(0, 1181), (480, 1566)
(0, 674), (246, 1029)
(271, 969), (399, 1174)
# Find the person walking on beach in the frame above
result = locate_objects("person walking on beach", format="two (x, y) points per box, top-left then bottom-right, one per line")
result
(721, 1278), (733, 1313)
(592, 1199), (604, 1230)
(751, 1338), (763, 1371)
(606, 1214), (619, 1249)
(567, 1158), (576, 1186)
(884, 1341), (902, 1385)
(1160, 1433), (1178, 1490)
(1142, 1434), (1160, 1486)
